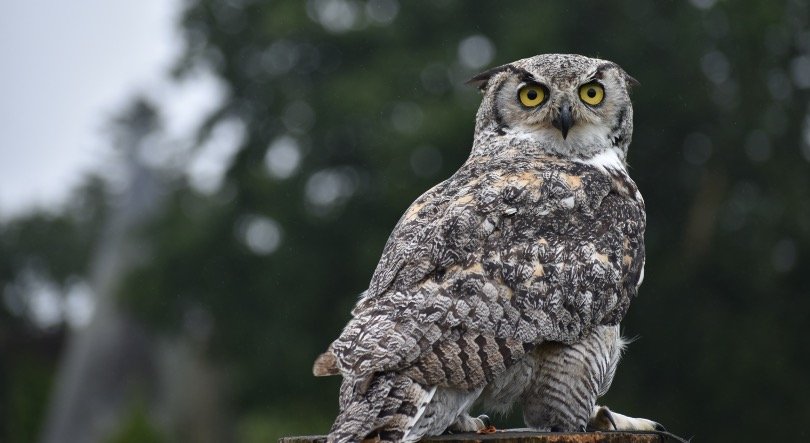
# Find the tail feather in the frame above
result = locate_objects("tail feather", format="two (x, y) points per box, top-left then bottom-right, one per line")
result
(313, 351), (341, 376)
(328, 374), (434, 443)
(329, 375), (394, 443)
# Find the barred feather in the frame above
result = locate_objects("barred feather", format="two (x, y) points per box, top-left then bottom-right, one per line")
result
(317, 54), (645, 441)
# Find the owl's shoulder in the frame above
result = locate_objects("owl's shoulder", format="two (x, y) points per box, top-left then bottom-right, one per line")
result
(366, 155), (641, 301)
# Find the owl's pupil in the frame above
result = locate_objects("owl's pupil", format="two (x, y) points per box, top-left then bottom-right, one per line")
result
(587, 88), (596, 98)
(527, 90), (537, 100)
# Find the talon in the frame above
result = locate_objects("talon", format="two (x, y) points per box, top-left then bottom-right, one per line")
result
(477, 425), (497, 434)
(588, 405), (665, 432)
(605, 409), (618, 430)
(477, 414), (491, 428)
(447, 413), (492, 434)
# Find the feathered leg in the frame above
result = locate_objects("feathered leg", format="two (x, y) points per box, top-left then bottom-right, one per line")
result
(520, 325), (624, 431)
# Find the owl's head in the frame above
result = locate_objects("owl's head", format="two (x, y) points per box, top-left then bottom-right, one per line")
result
(469, 54), (637, 162)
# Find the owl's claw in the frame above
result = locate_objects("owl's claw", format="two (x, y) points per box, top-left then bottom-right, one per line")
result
(588, 407), (690, 443)
(477, 414), (491, 428)
(477, 425), (497, 434)
(447, 413), (493, 434)
(475, 414), (496, 434)
(586, 405), (663, 432)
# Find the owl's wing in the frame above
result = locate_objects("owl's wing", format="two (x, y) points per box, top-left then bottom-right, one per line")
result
(317, 158), (645, 390)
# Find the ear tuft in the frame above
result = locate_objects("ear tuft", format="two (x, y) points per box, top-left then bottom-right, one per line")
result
(624, 71), (640, 89)
(466, 64), (513, 91)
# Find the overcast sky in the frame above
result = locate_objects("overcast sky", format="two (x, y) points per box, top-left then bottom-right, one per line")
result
(0, 0), (222, 220)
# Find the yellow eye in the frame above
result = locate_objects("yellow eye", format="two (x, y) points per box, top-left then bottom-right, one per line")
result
(579, 82), (604, 105)
(518, 85), (546, 107)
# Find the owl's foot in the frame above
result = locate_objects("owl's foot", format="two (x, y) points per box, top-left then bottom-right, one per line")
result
(586, 405), (665, 432)
(446, 414), (491, 433)
(477, 422), (497, 434)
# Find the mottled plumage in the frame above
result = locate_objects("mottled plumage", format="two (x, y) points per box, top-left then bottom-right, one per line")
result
(314, 54), (660, 442)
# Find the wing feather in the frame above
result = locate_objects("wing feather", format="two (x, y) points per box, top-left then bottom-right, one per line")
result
(326, 157), (645, 389)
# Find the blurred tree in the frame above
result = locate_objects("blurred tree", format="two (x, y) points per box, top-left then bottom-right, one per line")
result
(37, 100), (166, 443)
(35, 99), (230, 443)
(2, 1), (809, 442)
(1, 177), (109, 442)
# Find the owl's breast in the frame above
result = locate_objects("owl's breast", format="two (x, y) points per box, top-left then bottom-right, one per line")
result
(460, 159), (644, 342)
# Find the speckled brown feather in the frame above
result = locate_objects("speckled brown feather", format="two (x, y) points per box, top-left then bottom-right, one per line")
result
(316, 54), (645, 442)
(328, 156), (644, 382)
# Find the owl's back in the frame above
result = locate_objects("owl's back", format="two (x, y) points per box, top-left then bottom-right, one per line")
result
(325, 153), (645, 389)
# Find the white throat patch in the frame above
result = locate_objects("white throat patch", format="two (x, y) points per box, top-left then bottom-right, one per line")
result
(578, 148), (627, 173)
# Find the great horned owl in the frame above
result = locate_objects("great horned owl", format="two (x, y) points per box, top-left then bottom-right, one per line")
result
(314, 53), (662, 442)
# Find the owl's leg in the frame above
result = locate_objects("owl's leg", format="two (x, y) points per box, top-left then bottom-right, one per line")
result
(587, 405), (665, 431)
(402, 386), (483, 440)
(520, 325), (624, 431)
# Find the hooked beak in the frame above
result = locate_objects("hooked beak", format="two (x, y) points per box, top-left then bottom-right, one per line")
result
(551, 102), (574, 139)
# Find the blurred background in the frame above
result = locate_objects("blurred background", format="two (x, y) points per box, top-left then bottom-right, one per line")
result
(1, 0), (809, 442)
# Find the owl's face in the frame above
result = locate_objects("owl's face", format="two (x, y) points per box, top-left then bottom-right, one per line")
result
(470, 54), (637, 161)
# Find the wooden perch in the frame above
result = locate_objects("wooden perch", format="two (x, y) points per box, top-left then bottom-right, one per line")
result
(280, 430), (674, 443)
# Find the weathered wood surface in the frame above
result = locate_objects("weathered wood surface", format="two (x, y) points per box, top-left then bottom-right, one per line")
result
(279, 430), (671, 443)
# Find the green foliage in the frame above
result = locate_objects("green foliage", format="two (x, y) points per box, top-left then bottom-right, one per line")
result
(0, 175), (107, 283)
(236, 406), (334, 443)
(105, 400), (167, 443)
(3, 355), (57, 443)
(0, 176), (109, 441)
